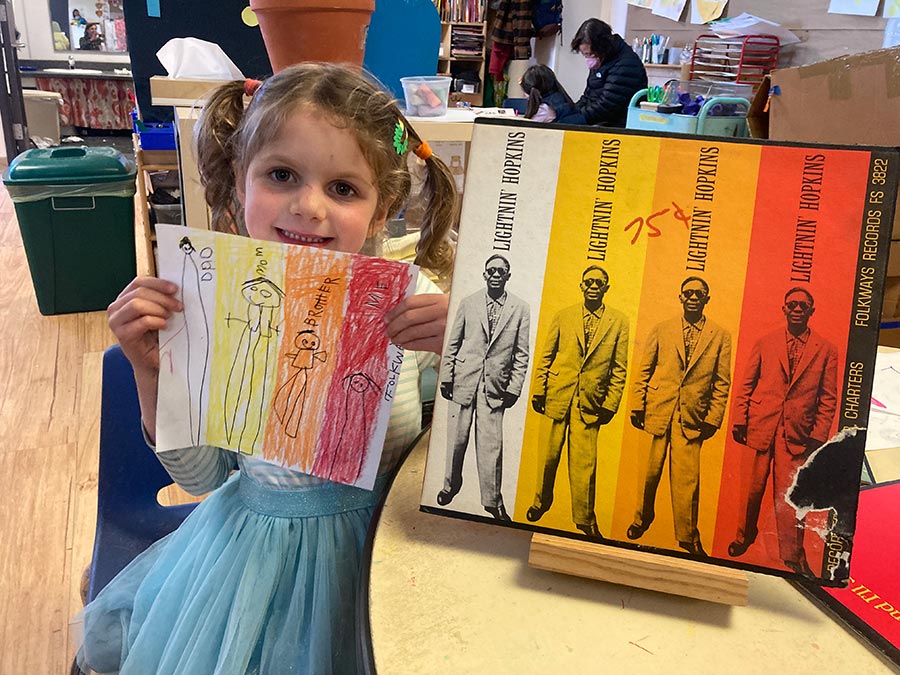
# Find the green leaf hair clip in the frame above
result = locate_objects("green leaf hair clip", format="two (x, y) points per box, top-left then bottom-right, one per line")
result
(393, 120), (409, 155)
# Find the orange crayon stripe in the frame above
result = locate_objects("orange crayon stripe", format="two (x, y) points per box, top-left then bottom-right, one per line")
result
(262, 248), (349, 471)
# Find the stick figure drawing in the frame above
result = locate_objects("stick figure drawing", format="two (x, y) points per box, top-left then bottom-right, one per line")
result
(273, 330), (328, 438)
(179, 237), (210, 446)
(318, 372), (380, 483)
(224, 277), (284, 452)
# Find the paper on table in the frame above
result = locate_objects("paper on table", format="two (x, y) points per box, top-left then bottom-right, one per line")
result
(870, 350), (900, 410)
(828, 0), (879, 16)
(708, 12), (801, 45)
(154, 224), (418, 489)
(865, 351), (900, 452)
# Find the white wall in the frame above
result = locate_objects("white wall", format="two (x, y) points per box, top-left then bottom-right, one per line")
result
(12, 0), (129, 63)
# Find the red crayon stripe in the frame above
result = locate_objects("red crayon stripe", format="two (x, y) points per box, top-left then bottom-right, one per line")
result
(311, 257), (413, 484)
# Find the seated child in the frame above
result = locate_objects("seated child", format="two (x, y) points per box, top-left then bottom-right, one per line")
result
(520, 64), (587, 125)
(75, 63), (458, 675)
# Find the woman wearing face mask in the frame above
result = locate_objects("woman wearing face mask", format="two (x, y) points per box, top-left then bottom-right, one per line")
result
(571, 18), (647, 127)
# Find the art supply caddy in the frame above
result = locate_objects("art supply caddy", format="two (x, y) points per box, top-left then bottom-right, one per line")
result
(626, 79), (752, 138)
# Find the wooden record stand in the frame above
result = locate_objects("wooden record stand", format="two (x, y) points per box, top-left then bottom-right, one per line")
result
(527, 533), (750, 606)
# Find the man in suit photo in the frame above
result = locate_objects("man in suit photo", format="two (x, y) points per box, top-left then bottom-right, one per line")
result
(437, 254), (531, 520)
(527, 265), (629, 538)
(728, 287), (837, 575)
(628, 276), (731, 555)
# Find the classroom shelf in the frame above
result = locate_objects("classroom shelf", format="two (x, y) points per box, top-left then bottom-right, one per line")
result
(436, 18), (488, 107)
(133, 133), (179, 276)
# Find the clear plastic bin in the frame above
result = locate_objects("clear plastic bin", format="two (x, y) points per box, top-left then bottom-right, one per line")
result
(401, 76), (452, 117)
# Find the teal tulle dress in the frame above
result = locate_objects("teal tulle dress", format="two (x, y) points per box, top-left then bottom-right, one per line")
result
(76, 468), (388, 674)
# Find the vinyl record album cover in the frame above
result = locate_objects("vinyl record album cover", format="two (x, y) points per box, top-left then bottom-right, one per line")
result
(794, 480), (900, 663)
(420, 118), (899, 584)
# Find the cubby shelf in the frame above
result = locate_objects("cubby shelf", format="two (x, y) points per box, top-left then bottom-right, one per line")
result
(436, 20), (487, 107)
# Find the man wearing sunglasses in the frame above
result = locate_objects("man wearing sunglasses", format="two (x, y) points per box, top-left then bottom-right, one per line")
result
(628, 276), (731, 556)
(437, 254), (531, 521)
(727, 288), (837, 576)
(527, 266), (629, 538)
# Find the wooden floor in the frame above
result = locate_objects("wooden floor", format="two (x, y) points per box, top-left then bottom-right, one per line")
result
(0, 182), (115, 669)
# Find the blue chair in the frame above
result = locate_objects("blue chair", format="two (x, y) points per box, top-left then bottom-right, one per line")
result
(86, 345), (198, 601)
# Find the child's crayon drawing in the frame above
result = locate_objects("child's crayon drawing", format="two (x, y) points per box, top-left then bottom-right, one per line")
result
(155, 224), (417, 489)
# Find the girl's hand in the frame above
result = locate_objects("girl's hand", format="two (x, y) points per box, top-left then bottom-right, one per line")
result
(384, 293), (448, 355)
(107, 276), (182, 375)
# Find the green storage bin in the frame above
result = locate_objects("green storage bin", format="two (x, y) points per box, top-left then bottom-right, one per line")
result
(3, 146), (137, 315)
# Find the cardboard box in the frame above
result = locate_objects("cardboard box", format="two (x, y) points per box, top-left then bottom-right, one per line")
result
(746, 75), (770, 140)
(883, 276), (900, 322)
(880, 275), (900, 347)
(766, 46), (900, 146)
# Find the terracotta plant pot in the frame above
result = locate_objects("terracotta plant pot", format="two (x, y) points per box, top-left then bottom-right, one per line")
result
(250, 0), (375, 72)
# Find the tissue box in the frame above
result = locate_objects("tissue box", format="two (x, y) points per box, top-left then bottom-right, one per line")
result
(132, 111), (176, 151)
(401, 76), (451, 117)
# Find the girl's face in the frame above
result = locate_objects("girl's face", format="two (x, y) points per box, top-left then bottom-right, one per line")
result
(236, 107), (386, 254)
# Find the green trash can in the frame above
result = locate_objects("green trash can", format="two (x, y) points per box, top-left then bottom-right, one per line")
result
(3, 146), (137, 315)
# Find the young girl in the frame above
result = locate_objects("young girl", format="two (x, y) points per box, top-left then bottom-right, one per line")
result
(520, 64), (586, 125)
(76, 63), (458, 674)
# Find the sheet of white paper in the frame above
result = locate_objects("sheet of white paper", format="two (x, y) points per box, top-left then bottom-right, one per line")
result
(154, 224), (418, 489)
(865, 409), (900, 450)
(870, 351), (900, 411)
(828, 0), (879, 15)
(627, 0), (654, 8)
(690, 0), (727, 23)
(708, 12), (801, 45)
(885, 17), (900, 46)
(884, 0), (900, 18)
(865, 351), (900, 452)
(652, 0), (688, 21)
